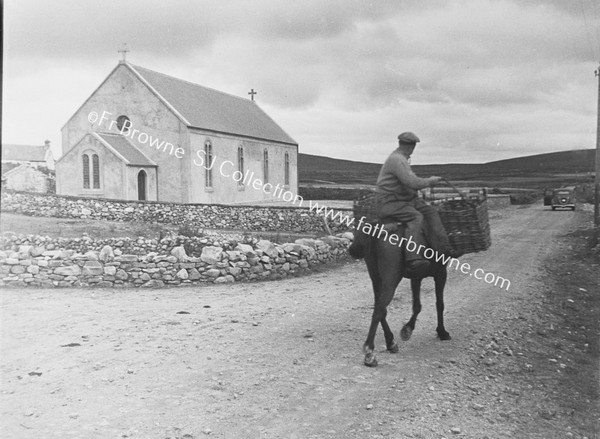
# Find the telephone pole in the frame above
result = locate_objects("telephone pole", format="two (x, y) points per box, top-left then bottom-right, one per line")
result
(595, 63), (600, 226)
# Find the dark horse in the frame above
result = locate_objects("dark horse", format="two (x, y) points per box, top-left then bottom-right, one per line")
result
(348, 222), (452, 367)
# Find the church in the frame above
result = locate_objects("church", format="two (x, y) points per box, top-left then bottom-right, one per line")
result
(55, 59), (298, 204)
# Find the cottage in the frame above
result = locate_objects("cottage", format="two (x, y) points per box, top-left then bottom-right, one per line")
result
(56, 60), (298, 204)
(2, 142), (55, 170)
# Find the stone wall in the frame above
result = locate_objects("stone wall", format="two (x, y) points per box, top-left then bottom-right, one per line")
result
(3, 165), (50, 193)
(1, 191), (353, 234)
(0, 232), (353, 288)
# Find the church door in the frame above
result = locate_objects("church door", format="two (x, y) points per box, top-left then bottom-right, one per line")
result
(137, 170), (147, 201)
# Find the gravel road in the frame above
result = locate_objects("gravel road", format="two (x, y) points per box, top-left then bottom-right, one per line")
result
(1, 202), (597, 439)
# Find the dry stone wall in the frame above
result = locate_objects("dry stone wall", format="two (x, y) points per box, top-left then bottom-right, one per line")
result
(0, 233), (353, 289)
(1, 191), (352, 234)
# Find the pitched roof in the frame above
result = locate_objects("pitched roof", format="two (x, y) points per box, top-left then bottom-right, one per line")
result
(95, 133), (157, 167)
(129, 64), (297, 146)
(3, 163), (45, 178)
(2, 144), (49, 162)
(1, 162), (22, 176)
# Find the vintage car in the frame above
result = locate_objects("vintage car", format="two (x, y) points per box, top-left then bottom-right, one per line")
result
(551, 186), (576, 210)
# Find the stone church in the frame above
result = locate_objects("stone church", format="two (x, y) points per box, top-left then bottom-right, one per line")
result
(56, 60), (298, 204)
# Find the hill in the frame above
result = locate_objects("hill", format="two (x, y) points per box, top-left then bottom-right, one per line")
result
(299, 149), (596, 186)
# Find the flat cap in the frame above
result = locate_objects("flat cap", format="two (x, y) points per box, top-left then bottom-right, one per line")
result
(397, 132), (420, 144)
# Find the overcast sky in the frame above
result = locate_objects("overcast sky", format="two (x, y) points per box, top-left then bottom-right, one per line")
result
(3, 0), (600, 165)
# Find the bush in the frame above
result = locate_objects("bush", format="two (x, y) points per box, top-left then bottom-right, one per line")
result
(575, 184), (595, 204)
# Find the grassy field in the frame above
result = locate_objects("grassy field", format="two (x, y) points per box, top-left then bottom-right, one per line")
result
(0, 213), (321, 243)
(0, 213), (179, 240)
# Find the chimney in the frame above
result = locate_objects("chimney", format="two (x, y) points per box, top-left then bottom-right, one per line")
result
(44, 140), (51, 149)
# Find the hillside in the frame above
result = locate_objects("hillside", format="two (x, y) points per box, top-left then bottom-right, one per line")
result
(299, 149), (596, 186)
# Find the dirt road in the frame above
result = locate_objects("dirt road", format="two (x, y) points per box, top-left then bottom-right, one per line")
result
(1, 203), (598, 439)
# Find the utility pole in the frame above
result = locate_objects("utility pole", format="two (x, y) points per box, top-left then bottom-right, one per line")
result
(596, 63), (600, 226)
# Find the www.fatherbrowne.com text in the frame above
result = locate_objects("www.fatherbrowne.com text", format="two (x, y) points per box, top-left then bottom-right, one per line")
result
(88, 109), (509, 291)
(306, 201), (510, 291)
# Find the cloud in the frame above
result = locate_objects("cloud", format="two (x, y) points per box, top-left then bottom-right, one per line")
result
(3, 0), (599, 164)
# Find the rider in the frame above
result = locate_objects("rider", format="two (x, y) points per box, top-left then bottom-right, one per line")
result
(375, 131), (460, 276)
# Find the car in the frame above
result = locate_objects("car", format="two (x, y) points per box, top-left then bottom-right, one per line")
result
(551, 186), (576, 211)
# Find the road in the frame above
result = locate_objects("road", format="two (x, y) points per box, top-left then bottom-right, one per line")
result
(0, 202), (595, 439)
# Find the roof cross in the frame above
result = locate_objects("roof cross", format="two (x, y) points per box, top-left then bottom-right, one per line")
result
(118, 43), (130, 62)
(248, 88), (257, 101)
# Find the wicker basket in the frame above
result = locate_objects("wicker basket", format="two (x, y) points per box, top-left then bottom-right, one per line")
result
(433, 195), (491, 254)
(353, 187), (491, 255)
(353, 191), (380, 223)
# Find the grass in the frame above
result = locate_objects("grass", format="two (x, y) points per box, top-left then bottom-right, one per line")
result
(0, 212), (180, 240)
(0, 213), (320, 244)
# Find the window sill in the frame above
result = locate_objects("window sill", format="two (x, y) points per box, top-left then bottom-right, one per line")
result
(205, 187), (214, 193)
(79, 190), (104, 196)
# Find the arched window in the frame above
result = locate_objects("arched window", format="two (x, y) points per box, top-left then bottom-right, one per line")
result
(82, 154), (90, 188)
(237, 146), (244, 186)
(116, 115), (130, 133)
(137, 170), (147, 201)
(205, 141), (213, 188)
(263, 149), (269, 183)
(82, 152), (100, 190)
(92, 154), (100, 188)
(284, 152), (290, 186)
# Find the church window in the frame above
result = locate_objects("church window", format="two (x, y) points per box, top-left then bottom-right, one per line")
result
(284, 152), (290, 186)
(263, 149), (269, 183)
(116, 115), (130, 133)
(82, 154), (90, 189)
(205, 141), (213, 188)
(238, 147), (244, 186)
(138, 170), (147, 201)
(92, 154), (100, 188)
(82, 152), (100, 190)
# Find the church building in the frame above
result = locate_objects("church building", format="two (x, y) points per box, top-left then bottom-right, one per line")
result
(56, 60), (298, 204)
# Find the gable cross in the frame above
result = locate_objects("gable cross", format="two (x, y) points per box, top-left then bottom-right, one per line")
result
(248, 88), (257, 101)
(118, 43), (130, 62)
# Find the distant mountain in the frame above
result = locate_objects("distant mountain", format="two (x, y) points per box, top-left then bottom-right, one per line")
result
(482, 149), (595, 172)
(298, 154), (381, 184)
(298, 149), (596, 185)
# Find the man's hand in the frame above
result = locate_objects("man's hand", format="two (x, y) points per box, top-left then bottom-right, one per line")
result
(428, 176), (443, 186)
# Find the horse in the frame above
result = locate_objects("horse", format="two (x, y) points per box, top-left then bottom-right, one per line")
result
(348, 221), (452, 367)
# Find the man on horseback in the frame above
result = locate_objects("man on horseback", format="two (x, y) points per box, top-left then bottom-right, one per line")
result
(375, 131), (461, 277)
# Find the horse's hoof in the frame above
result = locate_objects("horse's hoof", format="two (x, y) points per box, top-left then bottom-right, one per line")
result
(437, 331), (452, 341)
(400, 324), (413, 341)
(387, 342), (399, 353)
(364, 352), (378, 367)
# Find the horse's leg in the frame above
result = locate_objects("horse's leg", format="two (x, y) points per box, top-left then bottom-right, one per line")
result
(400, 278), (423, 341)
(363, 244), (382, 367)
(364, 274), (382, 367)
(363, 244), (403, 367)
(434, 266), (451, 340)
(380, 318), (399, 353)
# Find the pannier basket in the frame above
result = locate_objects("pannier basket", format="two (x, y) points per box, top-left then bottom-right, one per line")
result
(433, 196), (491, 254)
(353, 181), (491, 255)
(431, 180), (491, 254)
(353, 191), (380, 224)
